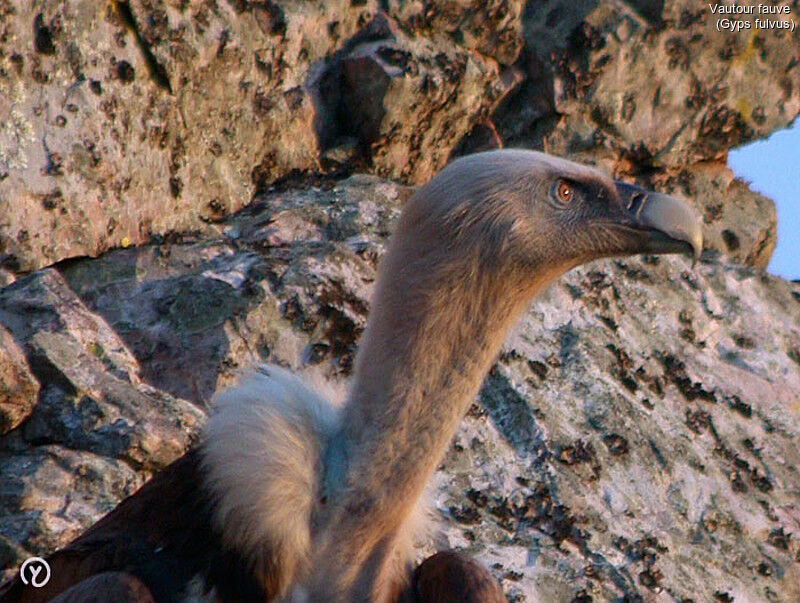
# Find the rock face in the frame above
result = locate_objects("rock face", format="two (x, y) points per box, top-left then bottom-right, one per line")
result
(0, 268), (204, 568)
(444, 260), (800, 602)
(1, 0), (800, 600)
(0, 0), (512, 271)
(0, 0), (367, 272)
(0, 326), (38, 435)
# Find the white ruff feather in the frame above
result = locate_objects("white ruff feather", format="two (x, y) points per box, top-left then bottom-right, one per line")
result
(200, 364), (434, 600)
(200, 365), (339, 595)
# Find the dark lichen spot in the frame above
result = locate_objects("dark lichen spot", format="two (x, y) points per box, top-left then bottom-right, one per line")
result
(253, 2), (286, 36)
(33, 13), (56, 55)
(730, 470), (748, 493)
(598, 314), (618, 331)
(284, 87), (304, 111)
(779, 76), (793, 99)
(607, 344), (637, 393)
(638, 567), (663, 589)
(215, 29), (229, 57)
(44, 151), (63, 176)
(635, 367), (664, 398)
(603, 433), (629, 456)
(252, 90), (275, 118)
(558, 439), (594, 465)
(0, 253), (20, 272)
(558, 439), (601, 478)
(698, 106), (753, 154)
(465, 401), (486, 419)
(704, 202), (723, 223)
(10, 53), (24, 75)
(90, 79), (103, 95)
(767, 527), (791, 550)
(488, 498), (516, 531)
(327, 20), (339, 38)
(685, 408), (711, 434)
(752, 470), (772, 493)
(169, 176), (182, 198)
(721, 229), (740, 252)
(115, 59), (135, 82)
(307, 343), (329, 364)
(725, 394), (752, 417)
(503, 569), (523, 582)
(686, 76), (707, 110)
(662, 354), (716, 402)
(513, 484), (584, 547)
(571, 590), (593, 603)
(30, 55), (50, 83)
(621, 93), (636, 122)
(527, 359), (548, 380)
(466, 488), (489, 508)
(678, 9), (703, 28)
(205, 198), (226, 221)
(665, 36), (690, 70)
(41, 190), (63, 210)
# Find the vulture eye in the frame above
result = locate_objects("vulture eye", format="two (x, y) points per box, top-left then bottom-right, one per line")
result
(555, 180), (574, 204)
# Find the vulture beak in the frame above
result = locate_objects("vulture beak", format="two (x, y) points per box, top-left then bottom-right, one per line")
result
(614, 182), (704, 266)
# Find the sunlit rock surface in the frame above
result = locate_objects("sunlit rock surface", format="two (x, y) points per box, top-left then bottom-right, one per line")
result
(2, 0), (797, 271)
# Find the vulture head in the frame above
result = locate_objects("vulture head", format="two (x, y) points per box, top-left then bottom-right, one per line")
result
(390, 150), (702, 288)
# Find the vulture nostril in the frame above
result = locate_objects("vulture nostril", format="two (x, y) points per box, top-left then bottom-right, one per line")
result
(628, 192), (647, 216)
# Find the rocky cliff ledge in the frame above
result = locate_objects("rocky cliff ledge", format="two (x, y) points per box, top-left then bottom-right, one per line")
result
(1, 1), (799, 601)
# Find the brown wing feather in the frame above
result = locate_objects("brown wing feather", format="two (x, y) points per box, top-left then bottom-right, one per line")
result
(0, 450), (268, 602)
(48, 572), (156, 603)
(1, 550), (131, 603)
(413, 551), (506, 603)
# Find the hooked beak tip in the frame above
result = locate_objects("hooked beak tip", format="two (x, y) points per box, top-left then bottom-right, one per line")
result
(691, 233), (703, 268)
(633, 189), (704, 266)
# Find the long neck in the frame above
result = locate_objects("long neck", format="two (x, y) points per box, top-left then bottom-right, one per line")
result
(343, 256), (528, 500)
(309, 222), (561, 599)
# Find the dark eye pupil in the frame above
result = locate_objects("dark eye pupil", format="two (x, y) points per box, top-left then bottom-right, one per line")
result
(558, 182), (571, 201)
